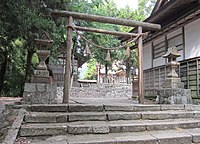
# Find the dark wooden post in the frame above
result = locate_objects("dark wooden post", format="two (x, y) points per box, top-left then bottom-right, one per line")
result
(63, 16), (73, 104)
(138, 26), (144, 104)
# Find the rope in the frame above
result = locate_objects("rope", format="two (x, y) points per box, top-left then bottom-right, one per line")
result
(67, 25), (146, 50)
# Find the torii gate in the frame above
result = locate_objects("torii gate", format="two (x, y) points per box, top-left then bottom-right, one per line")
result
(51, 10), (161, 104)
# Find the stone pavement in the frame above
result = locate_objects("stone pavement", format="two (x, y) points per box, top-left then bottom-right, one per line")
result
(0, 97), (22, 144)
(0, 97), (21, 114)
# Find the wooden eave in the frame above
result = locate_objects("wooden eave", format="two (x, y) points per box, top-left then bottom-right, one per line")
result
(121, 0), (200, 42)
(145, 0), (197, 24)
(144, 6), (200, 43)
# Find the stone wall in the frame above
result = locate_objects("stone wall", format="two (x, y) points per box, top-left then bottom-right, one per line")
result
(22, 83), (57, 104)
(57, 83), (132, 99)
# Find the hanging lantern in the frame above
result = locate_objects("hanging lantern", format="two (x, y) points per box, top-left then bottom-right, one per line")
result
(85, 42), (91, 55)
(125, 47), (131, 57)
(105, 50), (111, 62)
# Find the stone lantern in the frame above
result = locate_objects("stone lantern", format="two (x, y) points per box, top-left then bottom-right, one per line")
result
(163, 46), (181, 78)
(22, 32), (57, 104)
(162, 46), (183, 89)
(157, 46), (192, 104)
(32, 32), (53, 84)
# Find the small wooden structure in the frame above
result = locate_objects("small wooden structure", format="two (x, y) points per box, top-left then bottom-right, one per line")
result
(134, 0), (200, 100)
(51, 10), (161, 104)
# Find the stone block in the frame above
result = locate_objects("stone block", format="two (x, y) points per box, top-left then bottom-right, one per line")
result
(11, 109), (26, 129)
(105, 105), (133, 111)
(185, 129), (200, 143)
(34, 70), (49, 77)
(62, 83), (132, 99)
(25, 114), (57, 123)
(178, 121), (200, 129)
(31, 76), (50, 84)
(68, 113), (106, 122)
(194, 112), (200, 118)
(20, 124), (68, 136)
(3, 129), (19, 144)
(36, 92), (50, 104)
(30, 104), (68, 112)
(133, 105), (160, 111)
(11, 104), (29, 110)
(22, 92), (35, 104)
(22, 83), (57, 104)
(152, 132), (192, 144)
(69, 105), (103, 112)
(160, 105), (185, 110)
(24, 83), (36, 92)
(46, 84), (57, 92)
(171, 112), (194, 119)
(49, 91), (57, 104)
(192, 134), (200, 143)
(142, 111), (194, 120)
(69, 139), (116, 144)
(36, 84), (46, 92)
(56, 115), (68, 123)
(107, 112), (141, 121)
(32, 140), (67, 144)
(185, 105), (200, 111)
(114, 135), (158, 144)
(110, 124), (146, 133)
(142, 113), (172, 120)
(157, 88), (192, 104)
(92, 125), (109, 134)
(68, 125), (93, 134)
(146, 123), (177, 131)
(162, 78), (184, 89)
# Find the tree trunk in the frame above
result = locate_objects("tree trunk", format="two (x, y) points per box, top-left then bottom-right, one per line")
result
(25, 49), (35, 82)
(0, 52), (8, 95)
(20, 48), (34, 96)
(126, 57), (131, 84)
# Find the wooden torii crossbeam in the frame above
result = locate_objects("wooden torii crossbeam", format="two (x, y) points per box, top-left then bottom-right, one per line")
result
(51, 10), (161, 104)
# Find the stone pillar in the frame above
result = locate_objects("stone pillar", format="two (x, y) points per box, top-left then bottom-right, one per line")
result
(22, 32), (57, 104)
(157, 46), (192, 104)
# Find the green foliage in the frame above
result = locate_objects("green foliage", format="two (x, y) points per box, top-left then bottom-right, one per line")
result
(1, 38), (26, 96)
(72, 0), (121, 66)
(0, 0), (67, 96)
(82, 0), (156, 79)
(84, 58), (97, 80)
(0, 0), (156, 95)
(32, 53), (39, 67)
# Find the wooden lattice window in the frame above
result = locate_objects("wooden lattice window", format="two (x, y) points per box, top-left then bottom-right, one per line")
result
(168, 34), (183, 51)
(153, 41), (166, 59)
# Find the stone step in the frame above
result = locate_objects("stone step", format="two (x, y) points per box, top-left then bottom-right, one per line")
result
(26, 128), (200, 144)
(20, 118), (200, 136)
(24, 110), (200, 123)
(13, 103), (200, 112)
(20, 104), (184, 112)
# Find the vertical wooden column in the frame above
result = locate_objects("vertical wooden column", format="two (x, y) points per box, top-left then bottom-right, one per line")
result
(63, 16), (73, 104)
(138, 26), (144, 104)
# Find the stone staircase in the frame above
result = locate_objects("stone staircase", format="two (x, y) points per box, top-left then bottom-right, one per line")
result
(17, 104), (200, 144)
